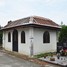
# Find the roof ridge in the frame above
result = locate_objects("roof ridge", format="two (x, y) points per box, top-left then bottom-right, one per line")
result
(31, 16), (59, 26)
(32, 16), (50, 20)
(29, 16), (38, 23)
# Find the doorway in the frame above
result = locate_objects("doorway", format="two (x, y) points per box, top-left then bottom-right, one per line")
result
(12, 29), (18, 52)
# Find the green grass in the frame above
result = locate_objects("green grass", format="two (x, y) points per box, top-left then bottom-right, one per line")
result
(34, 52), (56, 58)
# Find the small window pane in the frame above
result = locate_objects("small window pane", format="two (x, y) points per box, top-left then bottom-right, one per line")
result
(8, 32), (11, 42)
(43, 31), (50, 43)
(21, 31), (25, 43)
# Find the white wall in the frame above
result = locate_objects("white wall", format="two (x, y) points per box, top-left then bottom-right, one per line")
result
(18, 27), (34, 56)
(33, 28), (57, 55)
(3, 28), (31, 56)
(3, 30), (12, 51)
(3, 27), (57, 56)
(18, 28), (30, 55)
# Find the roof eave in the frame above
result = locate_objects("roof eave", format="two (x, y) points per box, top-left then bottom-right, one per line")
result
(1, 23), (61, 31)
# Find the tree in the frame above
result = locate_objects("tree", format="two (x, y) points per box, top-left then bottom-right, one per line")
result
(0, 25), (2, 45)
(0, 31), (3, 44)
(59, 25), (67, 43)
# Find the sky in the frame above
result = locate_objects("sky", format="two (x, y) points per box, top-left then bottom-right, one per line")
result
(0, 0), (67, 26)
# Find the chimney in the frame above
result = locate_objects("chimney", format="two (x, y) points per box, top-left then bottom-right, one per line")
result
(8, 20), (12, 24)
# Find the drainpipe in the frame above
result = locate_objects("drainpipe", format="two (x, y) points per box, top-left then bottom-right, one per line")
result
(30, 37), (34, 56)
(29, 16), (34, 57)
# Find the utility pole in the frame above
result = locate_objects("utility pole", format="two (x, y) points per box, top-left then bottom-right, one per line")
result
(61, 21), (63, 26)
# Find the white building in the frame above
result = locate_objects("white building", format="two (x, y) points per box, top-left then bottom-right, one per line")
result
(2, 16), (60, 56)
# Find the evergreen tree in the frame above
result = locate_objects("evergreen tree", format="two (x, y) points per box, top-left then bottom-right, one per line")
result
(59, 25), (67, 43)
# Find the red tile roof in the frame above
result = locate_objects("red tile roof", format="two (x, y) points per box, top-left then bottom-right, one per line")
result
(33, 16), (59, 26)
(3, 16), (61, 29)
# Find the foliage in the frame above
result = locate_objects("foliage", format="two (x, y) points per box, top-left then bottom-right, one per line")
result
(0, 31), (2, 38)
(34, 52), (55, 58)
(0, 31), (3, 44)
(59, 25), (67, 42)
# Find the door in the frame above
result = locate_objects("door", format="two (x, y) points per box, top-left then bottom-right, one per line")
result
(12, 29), (18, 52)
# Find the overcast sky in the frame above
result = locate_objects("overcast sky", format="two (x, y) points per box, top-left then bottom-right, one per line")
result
(0, 0), (67, 26)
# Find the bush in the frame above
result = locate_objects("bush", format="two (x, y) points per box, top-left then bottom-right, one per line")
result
(0, 31), (3, 44)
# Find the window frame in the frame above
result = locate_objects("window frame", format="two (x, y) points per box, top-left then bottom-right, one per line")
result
(43, 31), (50, 43)
(8, 32), (11, 42)
(21, 31), (25, 43)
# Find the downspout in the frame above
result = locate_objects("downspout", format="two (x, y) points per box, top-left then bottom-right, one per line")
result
(30, 37), (34, 56)
(29, 16), (34, 56)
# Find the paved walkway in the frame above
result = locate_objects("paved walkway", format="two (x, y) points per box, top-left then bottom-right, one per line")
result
(0, 50), (61, 67)
(0, 51), (41, 67)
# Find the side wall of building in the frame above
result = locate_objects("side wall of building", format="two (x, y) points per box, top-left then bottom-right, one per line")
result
(3, 30), (13, 51)
(3, 28), (31, 56)
(33, 28), (57, 55)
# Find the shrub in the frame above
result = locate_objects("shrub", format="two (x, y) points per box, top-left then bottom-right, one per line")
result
(34, 52), (55, 58)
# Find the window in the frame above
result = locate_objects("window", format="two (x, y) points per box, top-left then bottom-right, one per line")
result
(43, 31), (50, 43)
(8, 32), (11, 42)
(21, 31), (25, 43)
